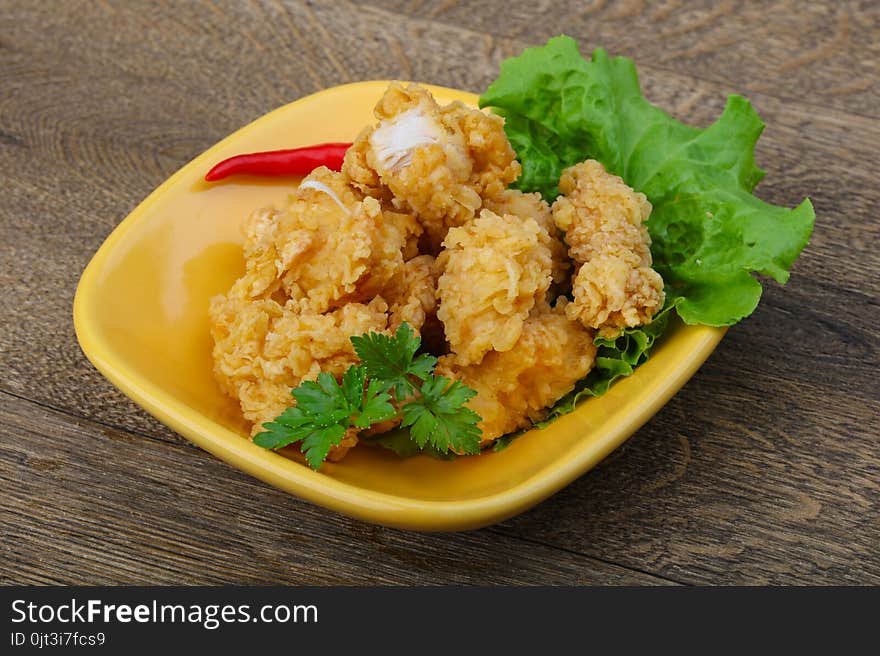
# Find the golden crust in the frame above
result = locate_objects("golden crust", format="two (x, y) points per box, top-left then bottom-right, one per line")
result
(343, 82), (520, 252)
(437, 302), (596, 443)
(482, 189), (571, 293)
(380, 254), (439, 333)
(265, 167), (421, 313)
(552, 160), (665, 334)
(436, 209), (552, 366)
(209, 294), (389, 435)
(209, 167), (421, 457)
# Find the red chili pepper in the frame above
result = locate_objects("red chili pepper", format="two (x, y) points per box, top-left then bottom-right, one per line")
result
(204, 142), (352, 181)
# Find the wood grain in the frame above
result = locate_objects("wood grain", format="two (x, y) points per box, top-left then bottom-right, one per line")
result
(0, 392), (673, 585)
(355, 0), (880, 118)
(1, 0), (878, 585)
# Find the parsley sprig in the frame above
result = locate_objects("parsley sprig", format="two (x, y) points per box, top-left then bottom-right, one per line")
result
(350, 323), (436, 400)
(253, 367), (396, 470)
(254, 323), (482, 470)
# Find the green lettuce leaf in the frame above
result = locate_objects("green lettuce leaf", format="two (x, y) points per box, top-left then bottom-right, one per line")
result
(480, 35), (815, 327)
(541, 300), (676, 423)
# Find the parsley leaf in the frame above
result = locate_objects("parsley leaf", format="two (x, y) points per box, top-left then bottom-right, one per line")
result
(253, 368), (395, 470)
(252, 406), (312, 450)
(254, 323), (483, 469)
(400, 376), (482, 455)
(300, 424), (348, 471)
(351, 323), (437, 401)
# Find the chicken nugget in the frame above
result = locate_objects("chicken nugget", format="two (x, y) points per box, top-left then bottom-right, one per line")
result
(437, 301), (596, 443)
(483, 188), (571, 294)
(437, 209), (552, 366)
(209, 293), (389, 437)
(343, 82), (520, 251)
(552, 160), (664, 335)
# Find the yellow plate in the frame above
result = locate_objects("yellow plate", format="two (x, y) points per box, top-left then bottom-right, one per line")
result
(74, 81), (725, 531)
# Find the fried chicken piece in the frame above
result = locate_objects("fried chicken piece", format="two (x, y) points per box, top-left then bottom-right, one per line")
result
(210, 166), (437, 459)
(209, 292), (389, 442)
(379, 254), (439, 333)
(483, 189), (571, 293)
(552, 160), (665, 336)
(437, 301), (596, 443)
(382, 254), (447, 354)
(436, 209), (553, 366)
(343, 82), (520, 251)
(238, 166), (421, 314)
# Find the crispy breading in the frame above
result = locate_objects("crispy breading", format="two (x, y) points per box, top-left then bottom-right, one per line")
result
(436, 209), (553, 366)
(238, 166), (420, 314)
(210, 166), (424, 457)
(552, 160), (665, 335)
(483, 189), (571, 294)
(437, 301), (596, 442)
(380, 254), (438, 333)
(343, 82), (520, 251)
(209, 292), (389, 438)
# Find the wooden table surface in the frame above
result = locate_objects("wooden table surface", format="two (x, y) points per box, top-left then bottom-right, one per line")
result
(2, 0), (878, 586)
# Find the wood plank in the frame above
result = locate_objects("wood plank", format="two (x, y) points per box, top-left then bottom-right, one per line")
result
(0, 392), (674, 585)
(354, 0), (880, 118)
